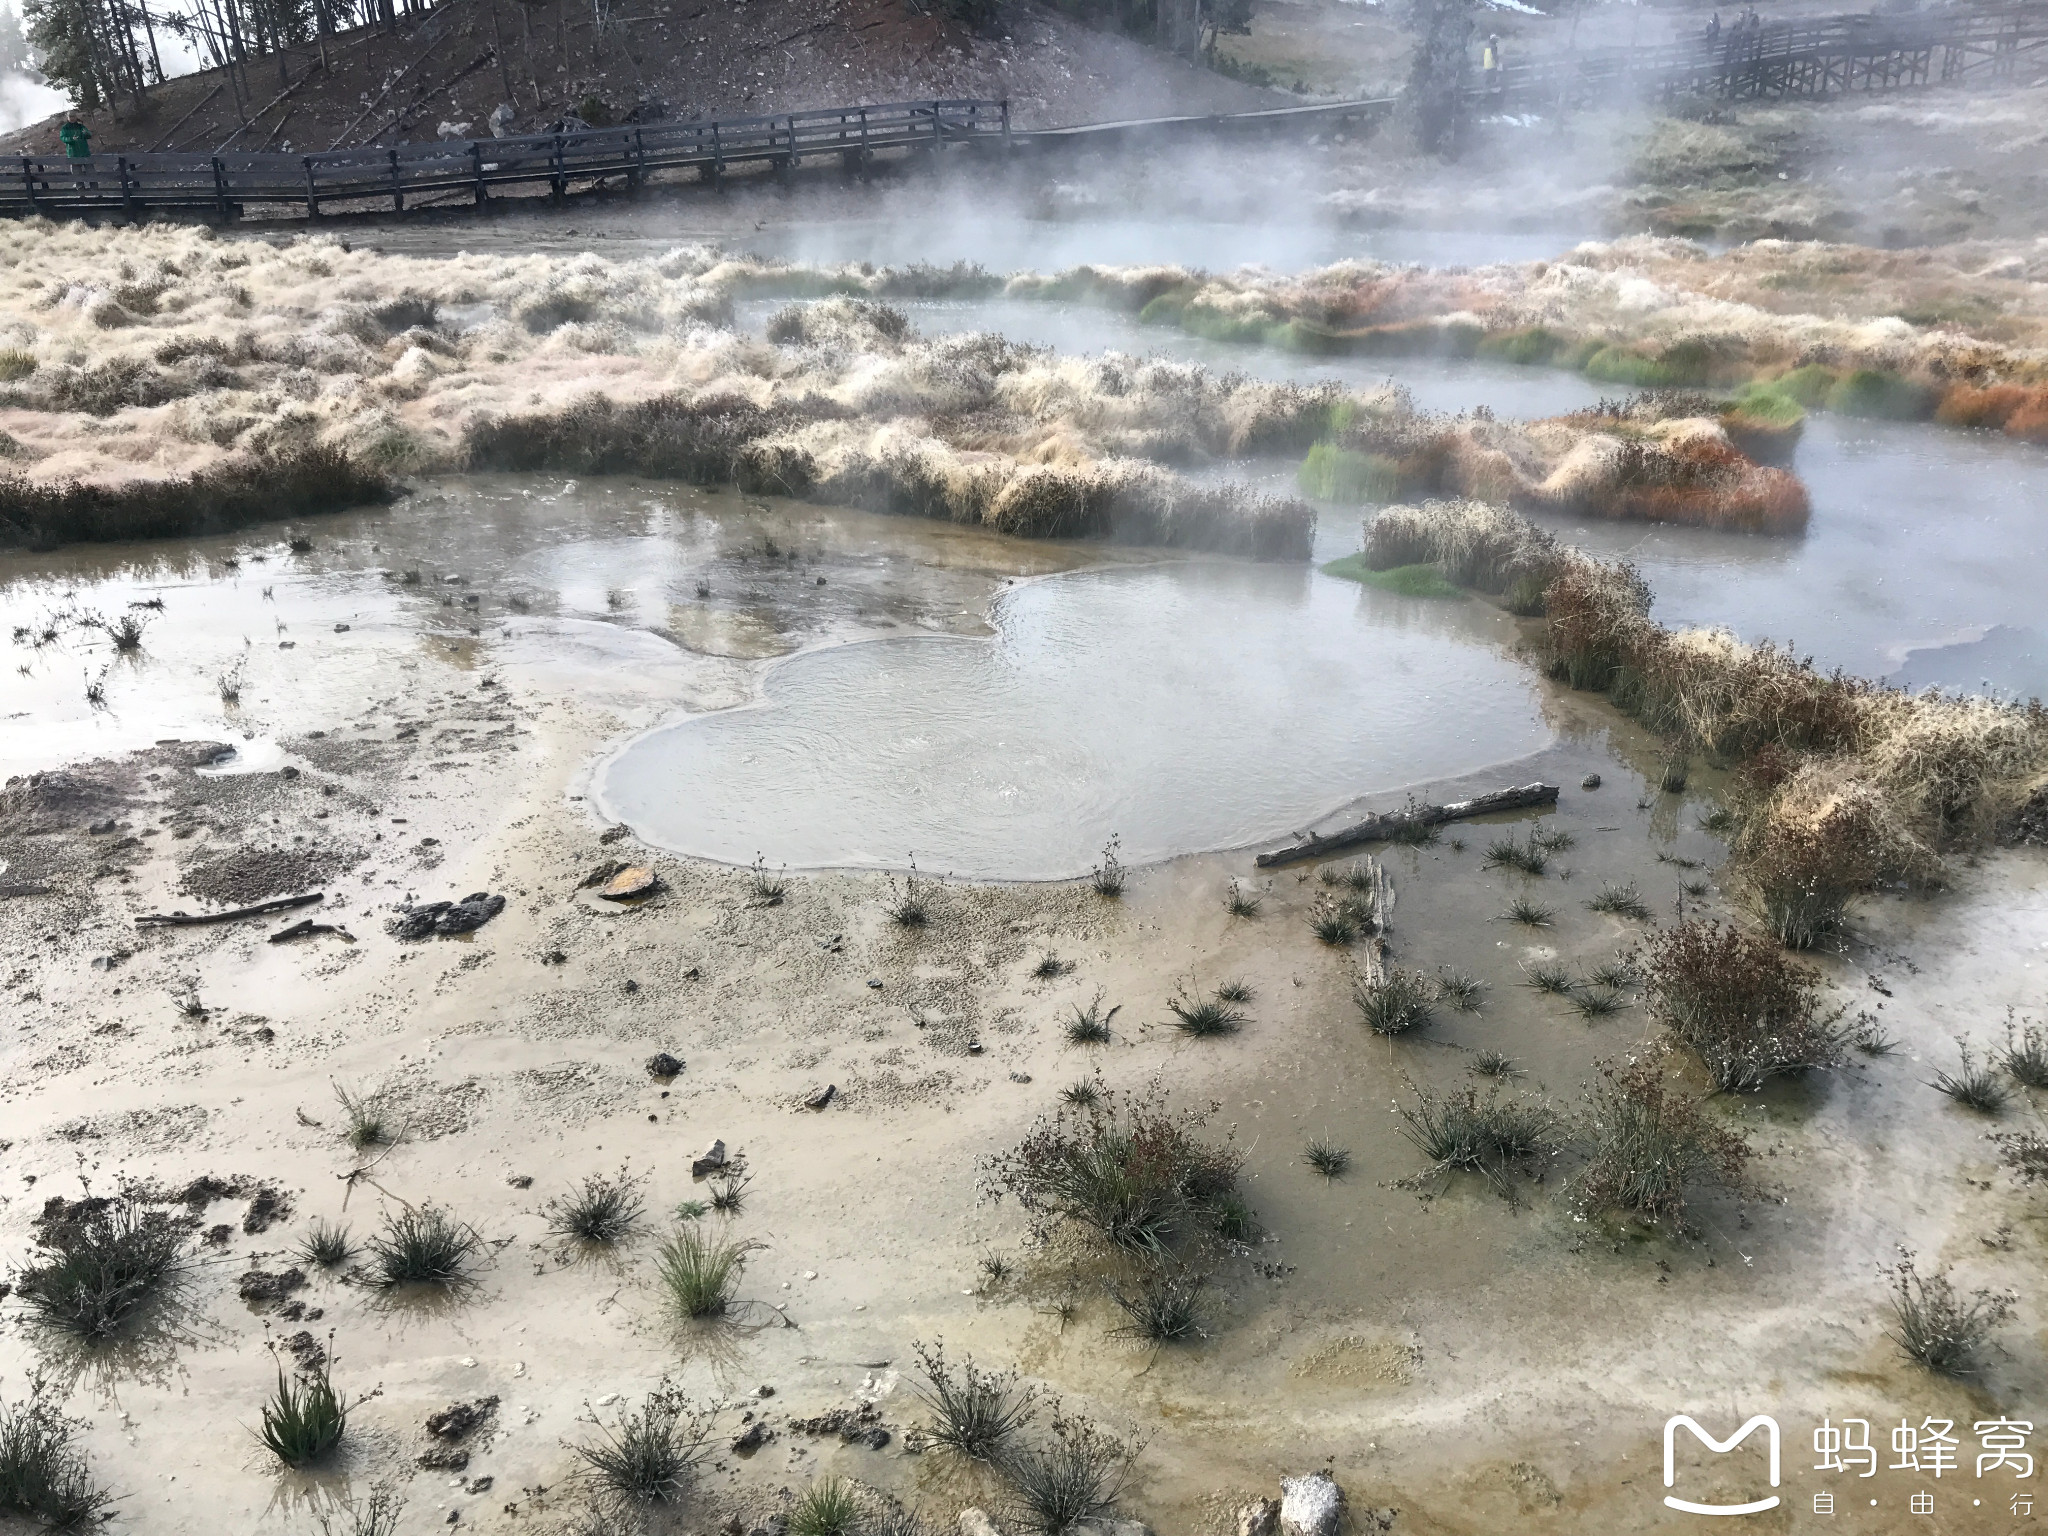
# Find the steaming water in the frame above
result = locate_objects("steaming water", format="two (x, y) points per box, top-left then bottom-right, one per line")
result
(595, 560), (1545, 877)
(890, 297), (2048, 697)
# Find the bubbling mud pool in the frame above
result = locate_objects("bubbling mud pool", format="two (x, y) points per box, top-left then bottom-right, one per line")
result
(595, 558), (1547, 877)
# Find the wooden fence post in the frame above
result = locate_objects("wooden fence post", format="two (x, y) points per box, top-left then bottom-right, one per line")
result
(550, 133), (565, 202)
(21, 156), (36, 214)
(303, 157), (320, 220)
(632, 128), (647, 194)
(212, 157), (230, 220)
(472, 141), (487, 207)
(388, 148), (404, 212)
(710, 120), (724, 186)
(118, 156), (134, 218)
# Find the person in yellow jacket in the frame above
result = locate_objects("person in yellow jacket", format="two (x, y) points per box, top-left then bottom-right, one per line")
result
(1481, 33), (1503, 92)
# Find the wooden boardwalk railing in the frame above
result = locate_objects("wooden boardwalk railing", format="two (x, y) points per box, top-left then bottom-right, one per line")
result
(1, 97), (1010, 220)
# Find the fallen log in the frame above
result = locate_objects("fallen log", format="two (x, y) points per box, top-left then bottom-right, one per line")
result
(136, 892), (324, 928)
(268, 917), (351, 943)
(1255, 784), (1560, 867)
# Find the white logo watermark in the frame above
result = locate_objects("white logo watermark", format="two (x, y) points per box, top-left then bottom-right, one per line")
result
(1663, 1415), (1782, 1516)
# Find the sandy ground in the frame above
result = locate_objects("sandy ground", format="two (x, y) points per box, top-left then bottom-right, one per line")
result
(2, 476), (2044, 1534)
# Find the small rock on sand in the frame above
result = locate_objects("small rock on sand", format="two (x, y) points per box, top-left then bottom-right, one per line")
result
(691, 1139), (728, 1178)
(646, 1052), (684, 1079)
(1581, 773), (1602, 790)
(387, 891), (506, 940)
(1280, 1473), (1345, 1536)
(803, 1084), (836, 1110)
(598, 865), (659, 900)
(1237, 1500), (1280, 1536)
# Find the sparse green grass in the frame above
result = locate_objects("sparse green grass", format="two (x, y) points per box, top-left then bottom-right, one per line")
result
(0, 1387), (111, 1527)
(1572, 1059), (1750, 1225)
(1308, 895), (1360, 944)
(887, 859), (932, 927)
(1033, 953), (1070, 980)
(1215, 979), (1255, 1004)
(296, 1219), (354, 1270)
(1658, 754), (1690, 793)
(258, 1363), (347, 1467)
(1471, 1050), (1520, 1079)
(1212, 1192), (1258, 1243)
(1090, 834), (1126, 898)
(1064, 992), (1117, 1045)
(747, 853), (786, 906)
(1320, 555), (1460, 598)
(313, 1486), (404, 1536)
(1298, 443), (1401, 504)
(1572, 987), (1629, 1021)
(1436, 968), (1485, 1011)
(1164, 989), (1247, 1038)
(571, 1382), (714, 1503)
(1319, 860), (1377, 891)
(15, 1195), (189, 1340)
(1999, 1018), (2048, 1089)
(790, 1478), (865, 1536)
(978, 1252), (1013, 1289)
(1586, 883), (1652, 921)
(365, 1205), (479, 1288)
(1503, 895), (1555, 928)
(1933, 1045), (2009, 1114)
(334, 1082), (395, 1151)
(1303, 1139), (1351, 1180)
(1004, 1414), (1135, 1535)
(1400, 1083), (1559, 1194)
(1484, 834), (1547, 877)
(911, 1341), (1037, 1464)
(656, 1226), (753, 1318)
(1648, 919), (1844, 1091)
(1530, 826), (1575, 853)
(1522, 960), (1576, 995)
(708, 1169), (750, 1215)
(545, 1172), (645, 1246)
(1061, 1079), (1102, 1109)
(1355, 968), (1435, 1036)
(673, 1199), (710, 1221)
(1884, 1251), (2014, 1376)
(1107, 1267), (1205, 1343)
(1224, 879), (1262, 918)
(1586, 956), (1641, 991)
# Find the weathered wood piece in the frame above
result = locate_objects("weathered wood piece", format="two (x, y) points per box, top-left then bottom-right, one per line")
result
(1255, 784), (1559, 867)
(136, 892), (324, 927)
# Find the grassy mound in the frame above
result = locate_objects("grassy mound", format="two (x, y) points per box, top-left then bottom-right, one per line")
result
(1297, 443), (1401, 503)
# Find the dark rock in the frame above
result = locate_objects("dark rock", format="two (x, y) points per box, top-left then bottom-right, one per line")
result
(418, 1445), (469, 1471)
(237, 1267), (307, 1307)
(578, 859), (625, 889)
(1008, 1072), (1031, 1084)
(282, 1330), (326, 1371)
(1580, 773), (1602, 790)
(1237, 1500), (1280, 1536)
(203, 1223), (233, 1247)
(465, 1476), (493, 1494)
(730, 1420), (770, 1455)
(802, 1084), (836, 1111)
(388, 892), (506, 940)
(507, 1175), (533, 1189)
(788, 1403), (888, 1445)
(647, 1052), (684, 1079)
(690, 1139), (728, 1178)
(597, 825), (631, 845)
(427, 1396), (500, 1441)
(88, 818), (117, 835)
(242, 1185), (289, 1234)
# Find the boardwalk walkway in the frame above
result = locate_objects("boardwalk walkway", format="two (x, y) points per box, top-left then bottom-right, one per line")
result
(5, 3), (2043, 224)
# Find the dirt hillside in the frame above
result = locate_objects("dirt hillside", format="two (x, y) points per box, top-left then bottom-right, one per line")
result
(0, 0), (1284, 159)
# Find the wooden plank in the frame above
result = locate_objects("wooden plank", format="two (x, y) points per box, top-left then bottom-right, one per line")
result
(136, 892), (324, 927)
(1254, 784), (1561, 868)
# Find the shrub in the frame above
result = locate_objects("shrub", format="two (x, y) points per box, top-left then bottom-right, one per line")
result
(1997, 1015), (2048, 1089)
(0, 1385), (110, 1526)
(1400, 1082), (1559, 1194)
(259, 1363), (348, 1467)
(1573, 986), (1628, 1020)
(1164, 987), (1247, 1038)
(1522, 959), (1576, 995)
(982, 1082), (1241, 1257)
(1435, 967), (1484, 1010)
(1090, 834), (1126, 897)
(1484, 833), (1547, 876)
(747, 853), (786, 906)
(911, 1340), (1036, 1464)
(1646, 919), (1844, 1090)
(1065, 991), (1117, 1045)
(886, 858), (932, 927)
(1931, 1043), (2009, 1114)
(1355, 967), (1435, 1035)
(14, 1194), (189, 1340)
(334, 1081), (395, 1150)
(1002, 1414), (1136, 1536)
(1471, 1050), (1519, 1078)
(1772, 364), (1838, 407)
(1303, 1139), (1351, 1179)
(1994, 1130), (2048, 1185)
(1882, 1251), (2014, 1376)
(296, 1219), (354, 1269)
(1297, 443), (1401, 503)
(365, 1204), (480, 1287)
(655, 1226), (753, 1318)
(1573, 1058), (1750, 1226)
(1106, 1266), (1205, 1343)
(790, 1478), (864, 1536)
(571, 1382), (715, 1503)
(0, 347), (37, 382)
(546, 1172), (645, 1245)
(1224, 879), (1262, 917)
(313, 1487), (404, 1536)
(1502, 895), (1554, 927)
(1308, 897), (1358, 945)
(1740, 794), (1880, 949)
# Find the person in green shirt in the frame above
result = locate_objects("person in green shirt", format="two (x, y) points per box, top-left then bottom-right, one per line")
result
(58, 119), (90, 158)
